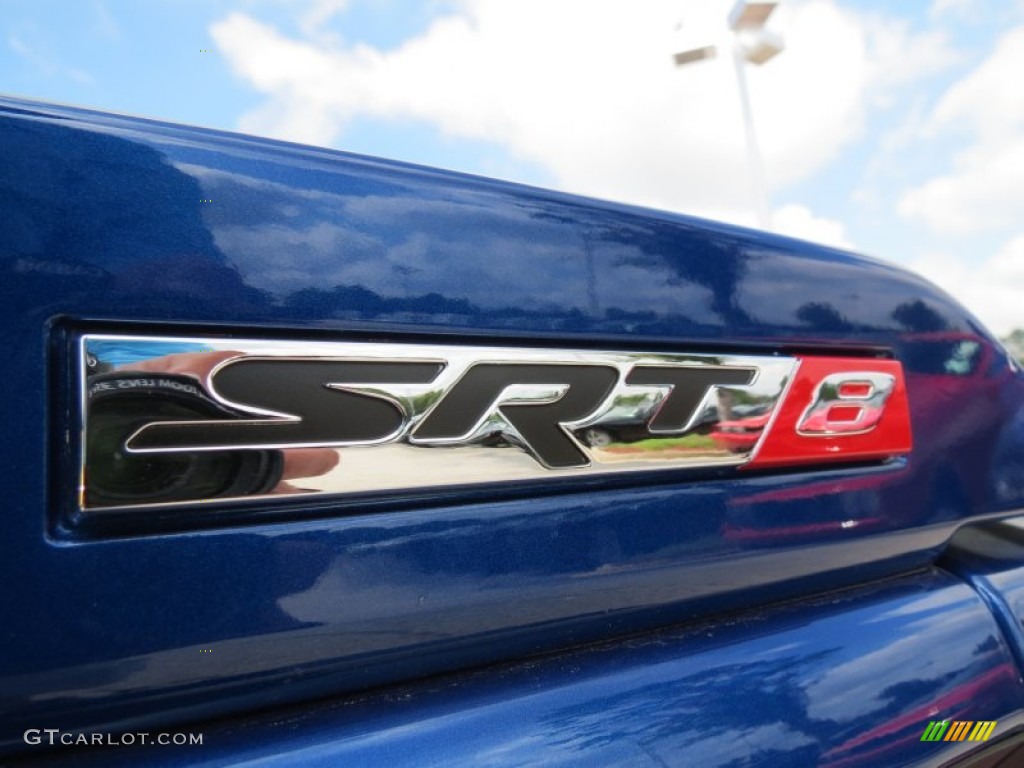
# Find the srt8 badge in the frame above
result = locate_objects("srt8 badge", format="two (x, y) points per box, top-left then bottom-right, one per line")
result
(77, 335), (911, 511)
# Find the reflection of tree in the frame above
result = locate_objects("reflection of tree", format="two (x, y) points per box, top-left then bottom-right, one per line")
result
(408, 388), (444, 414)
(729, 387), (769, 407)
(891, 299), (948, 333)
(528, 206), (752, 329)
(604, 225), (753, 328)
(1001, 329), (1024, 363)
(278, 280), (713, 335)
(282, 285), (475, 318)
(796, 302), (853, 332)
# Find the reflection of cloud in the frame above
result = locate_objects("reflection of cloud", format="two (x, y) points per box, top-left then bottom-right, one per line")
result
(179, 156), (768, 328)
(178, 137), (953, 336)
(213, 219), (589, 309)
(648, 723), (816, 766)
(184, 162), (600, 310)
(598, 248), (715, 318)
(212, 222), (384, 294)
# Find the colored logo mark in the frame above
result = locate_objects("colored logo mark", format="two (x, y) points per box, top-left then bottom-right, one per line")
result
(920, 720), (997, 742)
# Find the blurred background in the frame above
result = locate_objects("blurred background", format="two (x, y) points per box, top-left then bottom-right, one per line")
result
(2, 0), (1022, 352)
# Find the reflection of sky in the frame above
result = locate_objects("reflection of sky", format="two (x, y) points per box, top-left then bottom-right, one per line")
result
(87, 338), (211, 366)
(537, 580), (1011, 765)
(96, 572), (1021, 768)
(508, 577), (1013, 767)
(801, 588), (986, 722)
(4, 102), (981, 344)
(199, 167), (724, 319)
(166, 149), (962, 338)
(178, 161), (594, 311)
(739, 252), (952, 334)
(180, 142), (970, 342)
(9, 99), (1024, 762)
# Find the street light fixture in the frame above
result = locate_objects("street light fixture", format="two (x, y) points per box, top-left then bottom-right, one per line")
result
(673, 0), (784, 230)
(673, 45), (717, 67)
(729, 0), (779, 32)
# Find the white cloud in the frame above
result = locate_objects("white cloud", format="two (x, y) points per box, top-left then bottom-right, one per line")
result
(212, 1), (951, 223)
(67, 68), (96, 86)
(905, 238), (1024, 336)
(680, 202), (853, 251)
(299, 0), (351, 35)
(861, 16), (958, 97)
(772, 204), (853, 249)
(929, 0), (975, 21)
(899, 142), (1024, 233)
(991, 235), (1024, 283)
(92, 1), (121, 41)
(212, 0), (1021, 335)
(8, 31), (96, 87)
(8, 34), (55, 75)
(898, 25), (1024, 234)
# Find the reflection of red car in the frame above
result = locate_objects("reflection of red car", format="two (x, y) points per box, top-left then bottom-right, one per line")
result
(711, 411), (770, 453)
(721, 333), (1017, 548)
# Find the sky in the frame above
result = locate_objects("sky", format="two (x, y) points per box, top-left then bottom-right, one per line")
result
(2, 0), (1023, 336)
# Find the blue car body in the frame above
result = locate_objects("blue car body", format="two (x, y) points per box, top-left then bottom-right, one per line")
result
(3, 95), (1024, 766)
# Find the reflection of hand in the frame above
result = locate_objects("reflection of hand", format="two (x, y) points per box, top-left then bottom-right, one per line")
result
(276, 448), (341, 493)
(124, 350), (240, 382)
(121, 351), (341, 490)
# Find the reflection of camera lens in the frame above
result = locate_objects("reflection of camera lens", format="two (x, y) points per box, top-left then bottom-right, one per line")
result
(85, 373), (283, 508)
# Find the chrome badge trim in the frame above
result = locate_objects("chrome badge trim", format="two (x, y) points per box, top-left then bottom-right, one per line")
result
(795, 371), (897, 436)
(78, 334), (798, 511)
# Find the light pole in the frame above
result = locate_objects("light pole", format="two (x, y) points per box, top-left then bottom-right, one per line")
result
(673, 1), (784, 230)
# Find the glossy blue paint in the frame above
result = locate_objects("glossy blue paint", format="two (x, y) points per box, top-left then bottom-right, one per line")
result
(3, 95), (1024, 757)
(942, 521), (1024, 677)
(22, 569), (1024, 767)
